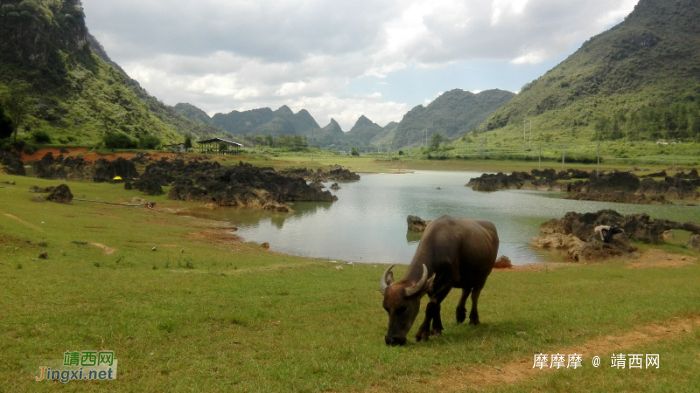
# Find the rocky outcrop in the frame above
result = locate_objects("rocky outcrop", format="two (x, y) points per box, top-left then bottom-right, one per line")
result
(0, 150), (26, 176)
(46, 184), (73, 203)
(533, 216), (636, 262)
(531, 233), (584, 250)
(281, 165), (360, 182)
(92, 157), (139, 183)
(30, 153), (92, 180)
(494, 255), (512, 268)
(685, 234), (700, 251)
(468, 168), (700, 204)
(533, 209), (700, 262)
(407, 215), (432, 232)
(568, 171), (699, 204)
(152, 160), (337, 209)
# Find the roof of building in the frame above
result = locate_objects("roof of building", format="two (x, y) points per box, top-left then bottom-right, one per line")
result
(196, 137), (244, 147)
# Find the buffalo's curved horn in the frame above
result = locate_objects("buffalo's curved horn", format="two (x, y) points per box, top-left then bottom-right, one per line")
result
(404, 264), (429, 297)
(380, 264), (395, 295)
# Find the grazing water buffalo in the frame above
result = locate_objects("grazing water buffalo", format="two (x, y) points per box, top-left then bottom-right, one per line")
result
(380, 216), (499, 346)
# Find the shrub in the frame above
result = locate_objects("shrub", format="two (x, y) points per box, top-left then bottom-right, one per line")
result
(32, 130), (51, 143)
(139, 134), (161, 149)
(103, 132), (137, 149)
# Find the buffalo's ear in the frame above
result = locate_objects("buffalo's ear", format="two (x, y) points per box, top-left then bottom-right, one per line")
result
(380, 264), (395, 295)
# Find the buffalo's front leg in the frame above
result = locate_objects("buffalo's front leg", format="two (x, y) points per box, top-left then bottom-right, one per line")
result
(416, 285), (451, 342)
(415, 301), (438, 342)
(430, 302), (444, 336)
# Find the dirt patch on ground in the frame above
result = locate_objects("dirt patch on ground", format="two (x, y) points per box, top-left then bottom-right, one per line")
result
(1, 211), (42, 231)
(184, 229), (242, 246)
(21, 147), (87, 161)
(361, 315), (700, 393)
(90, 242), (116, 255)
(495, 262), (571, 272)
(21, 148), (210, 164)
(500, 247), (697, 272)
(626, 248), (696, 269)
(430, 315), (700, 392)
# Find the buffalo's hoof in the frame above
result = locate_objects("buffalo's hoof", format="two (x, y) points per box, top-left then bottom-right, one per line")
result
(456, 308), (467, 324)
(469, 318), (480, 326)
(415, 331), (430, 342)
(385, 336), (406, 346)
(430, 329), (442, 337)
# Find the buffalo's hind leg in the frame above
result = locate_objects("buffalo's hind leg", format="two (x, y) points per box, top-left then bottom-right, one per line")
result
(469, 286), (484, 325)
(456, 288), (472, 324)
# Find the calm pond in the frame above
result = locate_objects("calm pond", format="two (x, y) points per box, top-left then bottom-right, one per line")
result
(182, 170), (700, 265)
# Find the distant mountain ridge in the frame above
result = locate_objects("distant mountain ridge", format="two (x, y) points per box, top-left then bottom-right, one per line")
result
(174, 103), (392, 150)
(175, 89), (514, 150)
(379, 89), (516, 149)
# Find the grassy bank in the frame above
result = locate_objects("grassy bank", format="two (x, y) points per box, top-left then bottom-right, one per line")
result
(0, 173), (698, 392)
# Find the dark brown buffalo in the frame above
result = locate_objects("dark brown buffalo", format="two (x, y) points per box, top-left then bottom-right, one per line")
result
(380, 216), (499, 346)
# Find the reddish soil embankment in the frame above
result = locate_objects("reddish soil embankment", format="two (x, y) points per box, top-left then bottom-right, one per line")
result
(21, 148), (247, 164)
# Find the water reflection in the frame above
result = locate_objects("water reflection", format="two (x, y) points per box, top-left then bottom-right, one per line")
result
(179, 171), (700, 266)
(405, 230), (422, 243)
(182, 200), (334, 229)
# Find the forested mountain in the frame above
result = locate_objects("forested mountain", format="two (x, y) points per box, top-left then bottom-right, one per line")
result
(0, 0), (223, 146)
(377, 89), (515, 150)
(478, 0), (700, 143)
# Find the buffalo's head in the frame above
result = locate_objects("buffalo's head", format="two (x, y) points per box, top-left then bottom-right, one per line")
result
(380, 264), (434, 346)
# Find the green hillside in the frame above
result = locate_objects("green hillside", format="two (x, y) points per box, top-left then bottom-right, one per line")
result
(476, 0), (700, 146)
(385, 89), (515, 150)
(0, 0), (223, 147)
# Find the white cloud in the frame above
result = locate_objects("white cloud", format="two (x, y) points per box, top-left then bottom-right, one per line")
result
(81, 0), (639, 130)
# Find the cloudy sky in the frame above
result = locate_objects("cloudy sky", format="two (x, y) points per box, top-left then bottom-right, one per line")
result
(82, 0), (639, 130)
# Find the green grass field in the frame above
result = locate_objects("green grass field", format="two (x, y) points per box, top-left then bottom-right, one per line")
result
(0, 172), (698, 392)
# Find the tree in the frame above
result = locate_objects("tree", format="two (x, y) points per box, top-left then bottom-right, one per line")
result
(429, 132), (447, 151)
(103, 132), (138, 149)
(253, 135), (265, 147)
(0, 102), (13, 139)
(183, 133), (193, 151)
(350, 147), (359, 156)
(139, 134), (161, 149)
(1, 81), (34, 142)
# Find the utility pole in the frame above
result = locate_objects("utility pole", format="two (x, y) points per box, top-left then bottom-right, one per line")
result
(672, 141), (677, 167)
(538, 144), (541, 170)
(523, 121), (526, 150)
(561, 145), (566, 170)
(597, 140), (600, 176)
(529, 119), (532, 149)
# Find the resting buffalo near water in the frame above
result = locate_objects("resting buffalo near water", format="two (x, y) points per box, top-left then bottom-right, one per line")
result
(380, 216), (499, 346)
